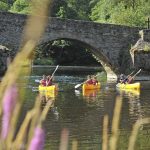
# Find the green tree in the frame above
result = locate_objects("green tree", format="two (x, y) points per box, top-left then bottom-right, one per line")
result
(110, 1), (150, 27)
(51, 0), (93, 20)
(90, 0), (150, 27)
(0, 1), (9, 11)
(90, 0), (112, 22)
(10, 0), (31, 14)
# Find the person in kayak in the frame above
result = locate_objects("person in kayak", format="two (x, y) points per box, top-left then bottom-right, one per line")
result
(125, 75), (134, 84)
(118, 74), (126, 83)
(46, 75), (53, 86)
(40, 75), (47, 86)
(92, 76), (98, 85)
(119, 74), (134, 84)
(86, 75), (93, 84)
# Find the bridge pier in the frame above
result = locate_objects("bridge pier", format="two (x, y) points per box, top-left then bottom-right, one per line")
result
(96, 55), (118, 81)
(107, 73), (118, 81)
(130, 29), (150, 78)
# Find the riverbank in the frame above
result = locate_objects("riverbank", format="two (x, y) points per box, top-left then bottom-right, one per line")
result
(32, 65), (102, 72)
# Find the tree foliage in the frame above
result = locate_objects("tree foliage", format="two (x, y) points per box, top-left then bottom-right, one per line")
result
(51, 0), (92, 20)
(0, 1), (9, 11)
(1, 0), (149, 27)
(10, 0), (30, 14)
(90, 0), (150, 27)
(35, 40), (99, 66)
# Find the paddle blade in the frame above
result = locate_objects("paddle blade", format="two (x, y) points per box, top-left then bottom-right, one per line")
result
(51, 65), (59, 78)
(133, 69), (142, 77)
(74, 84), (82, 89)
(56, 65), (59, 69)
(137, 69), (141, 74)
(35, 79), (40, 83)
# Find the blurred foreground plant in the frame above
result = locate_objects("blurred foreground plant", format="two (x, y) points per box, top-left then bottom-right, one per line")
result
(0, 0), (52, 149)
(102, 96), (150, 150)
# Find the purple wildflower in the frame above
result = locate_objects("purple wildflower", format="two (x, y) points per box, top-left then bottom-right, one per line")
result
(1, 84), (18, 139)
(28, 127), (45, 150)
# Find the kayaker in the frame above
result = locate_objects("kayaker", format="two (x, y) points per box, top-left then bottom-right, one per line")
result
(119, 74), (126, 83)
(125, 75), (134, 84)
(46, 75), (53, 86)
(92, 76), (98, 85)
(86, 75), (93, 84)
(40, 75), (47, 86)
(121, 74), (134, 84)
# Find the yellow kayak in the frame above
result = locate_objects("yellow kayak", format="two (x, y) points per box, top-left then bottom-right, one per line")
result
(39, 84), (58, 91)
(83, 89), (99, 97)
(116, 82), (140, 90)
(39, 84), (58, 98)
(39, 90), (57, 98)
(82, 82), (100, 91)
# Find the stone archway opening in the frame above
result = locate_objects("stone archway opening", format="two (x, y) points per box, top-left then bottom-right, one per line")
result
(34, 39), (101, 67)
(34, 38), (118, 80)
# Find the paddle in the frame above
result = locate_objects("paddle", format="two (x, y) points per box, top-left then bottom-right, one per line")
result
(131, 69), (141, 79)
(123, 69), (141, 84)
(35, 79), (40, 83)
(121, 71), (135, 83)
(50, 65), (59, 80)
(74, 74), (99, 89)
(35, 65), (59, 83)
(128, 71), (135, 77)
(46, 65), (59, 86)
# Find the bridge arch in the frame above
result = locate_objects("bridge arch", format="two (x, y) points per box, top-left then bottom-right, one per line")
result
(0, 12), (140, 80)
(38, 37), (116, 79)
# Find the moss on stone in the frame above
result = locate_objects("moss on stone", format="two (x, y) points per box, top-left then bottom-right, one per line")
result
(144, 45), (150, 52)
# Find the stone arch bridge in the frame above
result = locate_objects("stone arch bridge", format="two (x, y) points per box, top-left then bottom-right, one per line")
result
(0, 12), (140, 79)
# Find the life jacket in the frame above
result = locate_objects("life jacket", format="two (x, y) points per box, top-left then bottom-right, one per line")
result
(46, 79), (53, 86)
(86, 79), (93, 84)
(127, 76), (133, 84)
(92, 80), (98, 85)
(40, 79), (46, 86)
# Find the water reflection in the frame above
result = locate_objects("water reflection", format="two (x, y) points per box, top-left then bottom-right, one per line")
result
(117, 88), (143, 123)
(75, 88), (101, 106)
(39, 91), (58, 102)
(25, 69), (150, 150)
(128, 96), (143, 120)
(82, 89), (99, 97)
(40, 92), (59, 120)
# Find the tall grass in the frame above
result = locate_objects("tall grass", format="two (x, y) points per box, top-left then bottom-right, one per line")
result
(101, 96), (150, 150)
(0, 0), (52, 149)
(57, 96), (150, 150)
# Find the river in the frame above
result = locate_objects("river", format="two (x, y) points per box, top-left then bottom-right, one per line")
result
(22, 67), (150, 150)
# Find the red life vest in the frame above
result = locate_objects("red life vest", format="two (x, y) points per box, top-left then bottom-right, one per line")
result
(40, 79), (46, 86)
(46, 79), (53, 86)
(92, 80), (98, 85)
(86, 79), (93, 84)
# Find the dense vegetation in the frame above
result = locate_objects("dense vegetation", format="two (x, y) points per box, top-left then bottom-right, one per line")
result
(1, 0), (149, 27)
(34, 40), (100, 66)
(0, 0), (149, 65)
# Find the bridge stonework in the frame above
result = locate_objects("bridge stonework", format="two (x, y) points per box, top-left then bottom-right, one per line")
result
(0, 12), (140, 80)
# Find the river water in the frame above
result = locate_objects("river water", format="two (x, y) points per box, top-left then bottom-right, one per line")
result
(23, 67), (150, 150)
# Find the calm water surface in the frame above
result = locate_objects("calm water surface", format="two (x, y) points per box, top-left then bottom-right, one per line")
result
(23, 67), (150, 150)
